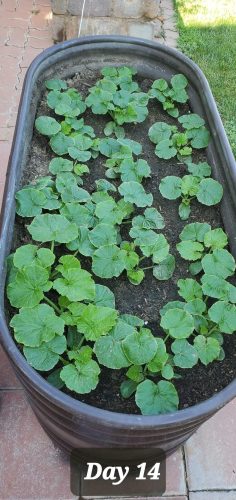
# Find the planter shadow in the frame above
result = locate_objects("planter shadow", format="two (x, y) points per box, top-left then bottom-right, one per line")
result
(0, 36), (235, 456)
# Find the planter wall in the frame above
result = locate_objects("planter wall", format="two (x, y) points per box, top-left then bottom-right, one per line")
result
(0, 36), (236, 456)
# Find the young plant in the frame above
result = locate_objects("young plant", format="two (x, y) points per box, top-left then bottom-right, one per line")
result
(177, 222), (231, 276)
(159, 161), (223, 220)
(148, 113), (210, 161)
(85, 66), (149, 125)
(148, 73), (188, 118)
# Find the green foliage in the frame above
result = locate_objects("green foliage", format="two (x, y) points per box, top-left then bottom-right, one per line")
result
(75, 304), (118, 341)
(159, 170), (223, 219)
(178, 222), (233, 277)
(7, 264), (52, 308)
(171, 339), (198, 368)
(122, 328), (158, 365)
(7, 69), (235, 417)
(24, 335), (67, 371)
(85, 67), (149, 125)
(15, 188), (47, 217)
(135, 380), (179, 415)
(35, 116), (61, 136)
(193, 335), (220, 365)
(153, 254), (175, 281)
(149, 74), (188, 117)
(60, 356), (100, 394)
(10, 304), (65, 346)
(161, 308), (195, 339)
(92, 245), (126, 279)
(149, 113), (210, 161)
(118, 181), (153, 207)
(94, 319), (134, 369)
(28, 214), (78, 243)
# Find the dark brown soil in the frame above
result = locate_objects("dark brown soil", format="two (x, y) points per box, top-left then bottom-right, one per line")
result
(11, 71), (236, 414)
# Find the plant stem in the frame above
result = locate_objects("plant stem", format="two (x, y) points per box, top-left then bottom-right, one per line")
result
(44, 295), (61, 315)
(139, 256), (146, 262)
(73, 249), (80, 257)
(121, 220), (132, 225)
(50, 270), (59, 280)
(51, 241), (55, 253)
(77, 336), (85, 349)
(141, 265), (154, 271)
(59, 356), (70, 366)
(207, 326), (217, 336)
(164, 333), (170, 343)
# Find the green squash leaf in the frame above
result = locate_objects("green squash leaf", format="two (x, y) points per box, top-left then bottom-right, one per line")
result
(15, 188), (46, 217)
(171, 339), (198, 368)
(189, 127), (210, 149)
(24, 335), (67, 371)
(178, 202), (191, 220)
(76, 304), (118, 341)
(196, 178), (223, 206)
(10, 304), (65, 347)
(122, 328), (157, 365)
(147, 338), (168, 372)
(27, 214), (78, 243)
(53, 268), (95, 302)
(118, 181), (153, 207)
(135, 380), (179, 415)
(194, 335), (220, 365)
(180, 222), (211, 242)
(95, 179), (116, 192)
(204, 228), (228, 249)
(178, 113), (205, 130)
(127, 268), (145, 285)
(94, 319), (133, 369)
(161, 308), (194, 339)
(89, 223), (117, 248)
(35, 116), (61, 136)
(177, 240), (204, 261)
(171, 73), (188, 90)
(148, 122), (174, 144)
(202, 249), (235, 279)
(155, 139), (177, 159)
(60, 359), (100, 394)
(66, 226), (95, 256)
(50, 132), (74, 155)
(49, 157), (74, 174)
(201, 274), (235, 301)
(94, 284), (115, 309)
(92, 245), (127, 278)
(208, 301), (236, 334)
(159, 176), (182, 200)
(186, 161), (211, 178)
(153, 254), (175, 280)
(7, 264), (51, 308)
(178, 278), (203, 301)
(45, 79), (67, 90)
(184, 298), (206, 315)
(119, 158), (151, 183)
(60, 203), (94, 228)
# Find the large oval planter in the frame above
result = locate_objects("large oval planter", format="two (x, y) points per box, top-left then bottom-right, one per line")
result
(0, 36), (236, 456)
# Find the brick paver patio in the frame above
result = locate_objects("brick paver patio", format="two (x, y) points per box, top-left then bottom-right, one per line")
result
(0, 1), (235, 499)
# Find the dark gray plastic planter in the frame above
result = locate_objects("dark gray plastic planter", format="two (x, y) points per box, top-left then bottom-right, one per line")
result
(0, 36), (236, 456)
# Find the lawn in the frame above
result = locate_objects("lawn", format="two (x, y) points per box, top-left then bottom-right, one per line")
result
(174, 0), (236, 156)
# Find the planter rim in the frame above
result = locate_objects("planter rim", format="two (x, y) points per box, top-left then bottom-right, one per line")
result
(0, 35), (235, 428)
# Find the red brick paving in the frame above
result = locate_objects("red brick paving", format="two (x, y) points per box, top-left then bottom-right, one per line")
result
(0, 0), (52, 215)
(0, 1), (235, 499)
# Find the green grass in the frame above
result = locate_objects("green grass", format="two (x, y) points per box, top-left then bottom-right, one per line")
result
(174, 0), (236, 156)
